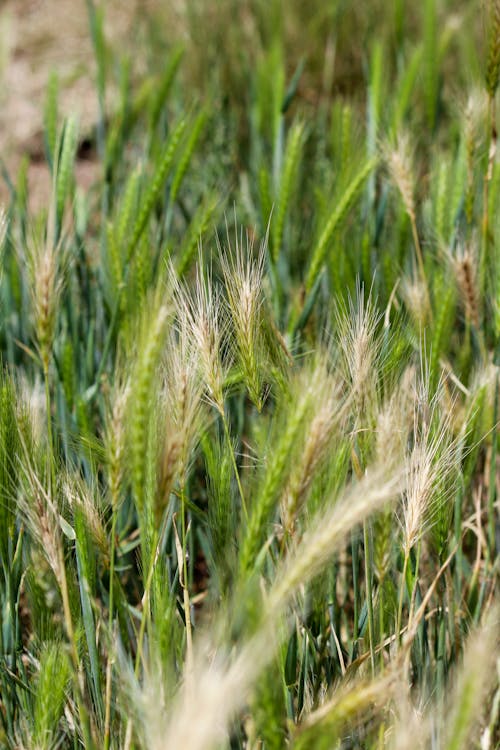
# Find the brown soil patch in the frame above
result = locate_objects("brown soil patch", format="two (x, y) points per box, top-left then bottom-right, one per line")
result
(0, 0), (161, 211)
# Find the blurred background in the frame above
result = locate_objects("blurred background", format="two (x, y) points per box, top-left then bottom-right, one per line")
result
(0, 0), (481, 211)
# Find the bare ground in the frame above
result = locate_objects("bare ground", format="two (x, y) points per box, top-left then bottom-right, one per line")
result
(0, 0), (162, 211)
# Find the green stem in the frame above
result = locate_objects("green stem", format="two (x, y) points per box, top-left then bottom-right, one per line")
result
(134, 511), (170, 677)
(378, 580), (385, 670)
(43, 355), (92, 745)
(221, 409), (248, 522)
(180, 482), (193, 670)
(409, 214), (432, 324)
(396, 548), (410, 646)
(363, 521), (376, 675)
(454, 484), (463, 600)
(488, 371), (498, 559)
(103, 508), (118, 750)
(480, 94), (496, 306)
(58, 547), (94, 749)
(43, 362), (55, 494)
(351, 532), (360, 656)
(408, 538), (422, 630)
(436, 611), (446, 706)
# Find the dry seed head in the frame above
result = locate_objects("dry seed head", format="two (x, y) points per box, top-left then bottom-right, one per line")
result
(220, 226), (266, 410)
(401, 273), (430, 327)
(299, 670), (400, 736)
(401, 380), (459, 554)
(158, 322), (205, 506)
(470, 360), (498, 399)
(32, 489), (62, 585)
(28, 234), (65, 370)
(271, 464), (403, 613)
(403, 442), (438, 553)
(35, 248), (57, 365)
(138, 633), (271, 750)
(445, 604), (499, 749)
(336, 285), (382, 417)
(391, 690), (430, 750)
(117, 653), (170, 750)
(385, 134), (416, 222)
(173, 258), (227, 414)
(283, 366), (341, 533)
(375, 366), (415, 469)
(448, 242), (480, 327)
(460, 90), (486, 224)
(64, 477), (108, 559)
(17, 458), (63, 586)
(133, 467), (403, 750)
(462, 89), (485, 155)
(105, 381), (130, 508)
(17, 374), (46, 446)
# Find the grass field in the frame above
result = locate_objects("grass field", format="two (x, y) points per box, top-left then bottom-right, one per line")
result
(0, 1), (499, 748)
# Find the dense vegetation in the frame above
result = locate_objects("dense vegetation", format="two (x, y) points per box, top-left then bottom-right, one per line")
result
(0, 1), (499, 747)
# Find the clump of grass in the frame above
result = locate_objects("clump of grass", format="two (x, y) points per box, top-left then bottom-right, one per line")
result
(0, 3), (499, 749)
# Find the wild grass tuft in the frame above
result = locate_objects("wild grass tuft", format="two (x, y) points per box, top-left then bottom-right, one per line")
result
(0, 4), (498, 749)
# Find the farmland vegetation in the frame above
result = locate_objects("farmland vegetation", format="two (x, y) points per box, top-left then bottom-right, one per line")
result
(0, 1), (499, 748)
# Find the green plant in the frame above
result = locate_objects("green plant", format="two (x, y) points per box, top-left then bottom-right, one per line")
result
(0, 2), (498, 748)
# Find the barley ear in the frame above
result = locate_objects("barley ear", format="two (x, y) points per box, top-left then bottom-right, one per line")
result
(486, 0), (500, 97)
